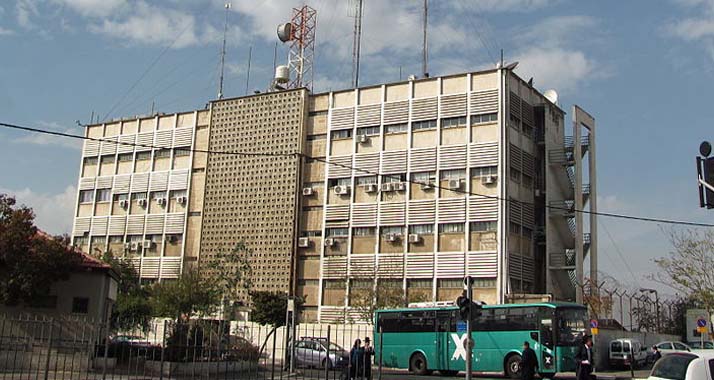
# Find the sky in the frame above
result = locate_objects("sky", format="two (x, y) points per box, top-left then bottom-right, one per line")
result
(1, 0), (713, 295)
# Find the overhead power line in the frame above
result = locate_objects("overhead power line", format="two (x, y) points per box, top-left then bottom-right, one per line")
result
(2, 120), (714, 228)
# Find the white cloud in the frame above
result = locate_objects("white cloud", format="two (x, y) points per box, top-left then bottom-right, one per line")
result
(0, 186), (77, 235)
(51, 0), (127, 17)
(0, 26), (14, 36)
(14, 121), (83, 150)
(15, 0), (39, 29)
(667, 0), (714, 61)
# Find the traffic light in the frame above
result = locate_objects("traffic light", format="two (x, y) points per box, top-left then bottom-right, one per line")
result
(456, 292), (483, 321)
(697, 141), (714, 208)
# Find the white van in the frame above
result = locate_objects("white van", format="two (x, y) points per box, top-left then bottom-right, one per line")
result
(609, 338), (648, 369)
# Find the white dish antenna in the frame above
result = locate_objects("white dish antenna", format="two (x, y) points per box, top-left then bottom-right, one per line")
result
(275, 65), (290, 84)
(277, 23), (293, 42)
(544, 89), (559, 105)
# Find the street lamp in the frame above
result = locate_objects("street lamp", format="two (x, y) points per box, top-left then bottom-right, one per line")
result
(640, 288), (660, 333)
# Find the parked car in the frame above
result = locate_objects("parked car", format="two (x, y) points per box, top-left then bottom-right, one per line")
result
(609, 338), (648, 368)
(647, 351), (714, 380)
(688, 341), (714, 349)
(104, 335), (162, 358)
(287, 337), (349, 369)
(655, 341), (692, 356)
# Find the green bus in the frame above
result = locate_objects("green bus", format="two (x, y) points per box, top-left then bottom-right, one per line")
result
(374, 302), (589, 378)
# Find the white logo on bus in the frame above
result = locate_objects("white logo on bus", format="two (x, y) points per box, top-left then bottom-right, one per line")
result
(451, 333), (468, 360)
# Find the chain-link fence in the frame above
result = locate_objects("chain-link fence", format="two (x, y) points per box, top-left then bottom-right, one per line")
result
(0, 314), (381, 380)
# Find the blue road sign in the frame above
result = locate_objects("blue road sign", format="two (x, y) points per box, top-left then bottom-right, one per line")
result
(457, 321), (467, 333)
(697, 318), (707, 328)
(590, 319), (598, 329)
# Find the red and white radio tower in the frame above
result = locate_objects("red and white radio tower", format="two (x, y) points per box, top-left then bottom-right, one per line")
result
(286, 5), (316, 91)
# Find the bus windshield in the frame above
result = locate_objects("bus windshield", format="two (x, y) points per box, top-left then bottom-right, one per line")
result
(556, 307), (588, 345)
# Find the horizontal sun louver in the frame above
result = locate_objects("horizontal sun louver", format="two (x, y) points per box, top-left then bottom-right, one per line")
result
(90, 217), (108, 235)
(131, 173), (149, 192)
(149, 172), (169, 192)
(467, 252), (497, 277)
(113, 175), (131, 193)
(350, 255), (375, 277)
(509, 201), (522, 225)
(353, 153), (379, 176)
(173, 128), (193, 148)
(83, 140), (100, 156)
(522, 203), (535, 227)
(383, 100), (409, 125)
(330, 107), (355, 130)
(379, 202), (405, 225)
(411, 97), (438, 122)
(168, 170), (189, 190)
(522, 151), (535, 176)
(470, 89), (498, 114)
(409, 147), (436, 172)
(126, 215), (145, 234)
(436, 252), (465, 277)
(327, 155), (353, 178)
(100, 137), (117, 156)
(438, 145), (467, 169)
(325, 204), (350, 221)
(117, 135), (135, 154)
(440, 93), (467, 118)
(319, 307), (346, 323)
(509, 253), (535, 282)
(135, 133), (153, 151)
(378, 254), (404, 277)
(510, 144), (523, 171)
(509, 92), (522, 118)
(468, 142), (498, 167)
(165, 213), (185, 234)
(407, 200), (436, 224)
(95, 176), (113, 189)
(79, 178), (95, 190)
(140, 258), (160, 278)
(160, 257), (182, 279)
(438, 198), (466, 222)
(406, 253), (434, 277)
(381, 150), (407, 174)
(522, 101), (535, 127)
(145, 214), (164, 234)
(154, 130), (173, 149)
(357, 104), (381, 127)
(468, 196), (498, 221)
(108, 216), (127, 235)
(73, 217), (91, 236)
(323, 257), (348, 279)
(351, 203), (377, 227)
(324, 220), (350, 228)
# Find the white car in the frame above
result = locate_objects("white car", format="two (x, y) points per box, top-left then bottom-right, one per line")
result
(648, 351), (714, 380)
(655, 341), (692, 355)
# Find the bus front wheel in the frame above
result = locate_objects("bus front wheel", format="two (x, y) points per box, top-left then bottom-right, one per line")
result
(505, 354), (522, 379)
(409, 352), (431, 376)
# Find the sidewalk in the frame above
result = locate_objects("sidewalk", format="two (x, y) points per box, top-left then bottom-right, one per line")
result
(555, 369), (650, 379)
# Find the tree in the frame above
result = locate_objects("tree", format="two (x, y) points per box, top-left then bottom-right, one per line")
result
(151, 270), (221, 321)
(204, 241), (253, 318)
(102, 252), (153, 331)
(653, 228), (714, 326)
(0, 194), (82, 305)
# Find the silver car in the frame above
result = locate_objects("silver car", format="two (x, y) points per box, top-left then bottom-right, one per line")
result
(290, 338), (349, 369)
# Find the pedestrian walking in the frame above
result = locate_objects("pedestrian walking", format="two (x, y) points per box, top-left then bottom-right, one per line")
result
(575, 335), (595, 380)
(363, 337), (375, 380)
(652, 345), (662, 363)
(519, 341), (538, 380)
(349, 338), (365, 380)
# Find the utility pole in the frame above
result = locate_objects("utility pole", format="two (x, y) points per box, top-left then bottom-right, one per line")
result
(458, 276), (477, 380)
(351, 0), (364, 88)
(422, 0), (428, 77)
(218, 2), (231, 99)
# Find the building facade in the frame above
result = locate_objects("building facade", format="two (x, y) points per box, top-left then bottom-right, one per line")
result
(71, 69), (596, 322)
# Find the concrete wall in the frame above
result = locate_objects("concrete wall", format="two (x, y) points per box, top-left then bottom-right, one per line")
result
(592, 329), (680, 371)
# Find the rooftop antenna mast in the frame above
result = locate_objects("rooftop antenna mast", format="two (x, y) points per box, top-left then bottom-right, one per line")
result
(350, 0), (364, 88)
(422, 0), (428, 77)
(218, 2), (231, 99)
(284, 5), (317, 91)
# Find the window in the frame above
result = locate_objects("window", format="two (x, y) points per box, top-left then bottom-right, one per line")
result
(510, 167), (521, 182)
(441, 116), (466, 128)
(306, 134), (326, 141)
(409, 224), (434, 234)
(471, 112), (498, 124)
(174, 148), (191, 157)
(650, 354), (696, 380)
(330, 130), (352, 140)
(328, 178), (351, 187)
(109, 236), (123, 244)
(408, 279), (432, 289)
(127, 235), (143, 243)
(353, 227), (376, 236)
(309, 110), (328, 117)
(412, 171), (436, 184)
(355, 176), (377, 185)
(471, 221), (497, 232)
(136, 152), (151, 161)
(438, 279), (462, 289)
(356, 126), (380, 136)
(412, 120), (436, 131)
(83, 157), (98, 165)
(101, 155), (115, 164)
(73, 236), (88, 246)
(118, 153), (133, 162)
(522, 123), (534, 139)
(439, 223), (464, 233)
(326, 228), (349, 237)
(170, 189), (187, 199)
(385, 123), (408, 134)
(509, 114), (521, 130)
(509, 222), (521, 234)
(79, 190), (94, 203)
(71, 297), (89, 314)
(472, 166), (497, 177)
(301, 230), (322, 237)
(351, 279), (373, 289)
(523, 227), (533, 240)
(96, 189), (111, 202)
(131, 192), (147, 201)
(381, 226), (403, 236)
(154, 149), (171, 158)
(382, 174), (405, 183)
(151, 191), (167, 200)
(113, 193), (128, 202)
(522, 174), (533, 189)
(324, 280), (346, 288)
(440, 169), (466, 181)
(473, 278), (496, 288)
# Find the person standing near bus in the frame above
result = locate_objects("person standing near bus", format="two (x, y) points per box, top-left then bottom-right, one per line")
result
(350, 339), (364, 380)
(575, 335), (595, 380)
(520, 341), (538, 380)
(363, 337), (375, 380)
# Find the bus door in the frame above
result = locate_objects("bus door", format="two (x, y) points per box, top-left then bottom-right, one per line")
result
(436, 310), (459, 372)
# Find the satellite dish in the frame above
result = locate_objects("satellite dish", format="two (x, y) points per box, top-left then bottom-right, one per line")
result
(544, 89), (559, 105)
(277, 23), (293, 42)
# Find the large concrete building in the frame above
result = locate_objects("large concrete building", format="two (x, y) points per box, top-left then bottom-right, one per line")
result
(71, 68), (597, 322)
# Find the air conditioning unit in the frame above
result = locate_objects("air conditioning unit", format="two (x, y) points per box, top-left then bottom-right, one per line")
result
(157, 198), (167, 206)
(357, 134), (369, 143)
(298, 237), (311, 248)
(123, 242), (131, 250)
(482, 175), (497, 185)
(408, 234), (421, 243)
(119, 199), (129, 209)
(394, 182), (406, 191)
(385, 233), (399, 242)
(448, 179), (462, 190)
(333, 185), (350, 195)
(381, 183), (394, 192)
(165, 235), (178, 243)
(363, 183), (377, 193)
(324, 238), (336, 247)
(302, 187), (314, 196)
(143, 240), (154, 249)
(129, 242), (140, 251)
(421, 183), (433, 190)
(177, 196), (187, 204)
(138, 199), (147, 207)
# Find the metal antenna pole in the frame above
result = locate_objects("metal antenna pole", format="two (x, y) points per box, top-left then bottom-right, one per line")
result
(422, 0), (428, 77)
(245, 46), (252, 95)
(351, 0), (364, 88)
(218, 2), (231, 99)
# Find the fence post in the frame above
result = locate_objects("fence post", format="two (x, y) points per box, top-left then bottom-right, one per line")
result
(102, 318), (110, 380)
(159, 320), (167, 380)
(324, 325), (331, 380)
(377, 327), (383, 380)
(43, 318), (54, 380)
(271, 327), (278, 380)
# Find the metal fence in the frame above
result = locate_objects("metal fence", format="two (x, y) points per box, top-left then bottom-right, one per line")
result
(0, 314), (379, 380)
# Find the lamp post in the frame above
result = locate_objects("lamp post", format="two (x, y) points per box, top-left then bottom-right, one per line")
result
(640, 288), (660, 333)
